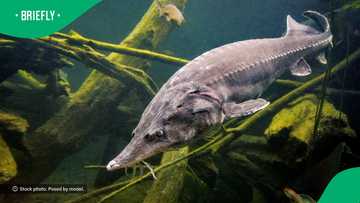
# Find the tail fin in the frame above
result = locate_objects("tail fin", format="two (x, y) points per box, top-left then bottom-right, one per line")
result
(285, 10), (330, 37)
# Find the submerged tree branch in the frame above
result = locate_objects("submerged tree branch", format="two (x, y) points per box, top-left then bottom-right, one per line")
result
(0, 35), (158, 95)
(51, 31), (190, 66)
(276, 79), (360, 96)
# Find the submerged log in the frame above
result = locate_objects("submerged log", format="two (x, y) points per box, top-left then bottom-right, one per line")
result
(0, 34), (158, 95)
(218, 95), (356, 200)
(143, 147), (208, 203)
(265, 94), (356, 165)
(0, 112), (27, 184)
(0, 111), (29, 136)
(0, 71), (64, 130)
(0, 134), (17, 184)
(143, 147), (190, 203)
(0, 37), (73, 83)
(51, 31), (189, 66)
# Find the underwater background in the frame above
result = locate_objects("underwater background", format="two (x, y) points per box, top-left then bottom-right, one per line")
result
(0, 0), (360, 202)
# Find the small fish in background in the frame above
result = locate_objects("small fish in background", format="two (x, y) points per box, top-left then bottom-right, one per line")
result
(156, 0), (185, 26)
(283, 187), (316, 203)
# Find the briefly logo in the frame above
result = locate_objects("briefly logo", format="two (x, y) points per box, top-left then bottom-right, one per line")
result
(0, 0), (101, 38)
(15, 10), (60, 22)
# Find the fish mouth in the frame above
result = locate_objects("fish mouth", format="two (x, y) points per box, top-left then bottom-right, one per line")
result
(106, 149), (156, 171)
(106, 160), (131, 171)
(106, 160), (121, 171)
(106, 134), (174, 171)
(106, 154), (141, 171)
(106, 145), (169, 171)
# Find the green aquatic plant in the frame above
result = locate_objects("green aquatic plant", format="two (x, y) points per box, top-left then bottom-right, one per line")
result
(0, 112), (28, 183)
(0, 112), (29, 136)
(312, 48), (332, 137)
(276, 79), (360, 96)
(16, 70), (46, 90)
(338, 20), (351, 120)
(313, 0), (336, 138)
(342, 0), (360, 10)
(83, 165), (106, 169)
(0, 135), (17, 183)
(51, 31), (189, 65)
(265, 94), (355, 164)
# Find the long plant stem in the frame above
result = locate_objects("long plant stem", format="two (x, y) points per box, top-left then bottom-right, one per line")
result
(83, 165), (106, 169)
(276, 80), (360, 96)
(338, 23), (350, 119)
(50, 32), (190, 66)
(313, 47), (332, 136)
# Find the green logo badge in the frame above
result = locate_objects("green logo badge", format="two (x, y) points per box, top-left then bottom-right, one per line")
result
(0, 0), (101, 38)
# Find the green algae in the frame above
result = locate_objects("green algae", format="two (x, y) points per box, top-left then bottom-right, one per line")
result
(143, 147), (208, 203)
(0, 111), (29, 135)
(0, 135), (17, 183)
(342, 0), (360, 10)
(265, 94), (355, 163)
(16, 70), (46, 90)
(103, 180), (153, 203)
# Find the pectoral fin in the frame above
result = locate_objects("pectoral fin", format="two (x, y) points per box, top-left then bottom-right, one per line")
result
(290, 58), (312, 76)
(317, 52), (327, 64)
(223, 98), (270, 119)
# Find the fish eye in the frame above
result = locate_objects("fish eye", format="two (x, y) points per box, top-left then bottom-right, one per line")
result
(155, 130), (165, 138)
(191, 109), (209, 116)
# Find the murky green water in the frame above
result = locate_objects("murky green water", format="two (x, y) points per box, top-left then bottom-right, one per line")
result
(1, 0), (360, 203)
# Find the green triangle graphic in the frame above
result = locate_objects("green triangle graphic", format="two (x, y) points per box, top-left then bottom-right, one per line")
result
(318, 167), (360, 203)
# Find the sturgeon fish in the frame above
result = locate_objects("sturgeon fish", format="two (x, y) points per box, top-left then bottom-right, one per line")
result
(106, 11), (332, 171)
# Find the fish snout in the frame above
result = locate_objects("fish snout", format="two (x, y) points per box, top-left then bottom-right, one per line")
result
(106, 136), (145, 171)
(106, 153), (136, 171)
(106, 160), (121, 171)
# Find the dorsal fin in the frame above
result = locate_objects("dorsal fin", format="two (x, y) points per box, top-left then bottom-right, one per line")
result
(285, 15), (320, 36)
